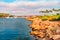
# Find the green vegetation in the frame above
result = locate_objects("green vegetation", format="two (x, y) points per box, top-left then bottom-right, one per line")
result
(40, 16), (48, 21)
(0, 13), (9, 17)
(9, 15), (14, 17)
(37, 13), (60, 21)
(0, 13), (15, 18)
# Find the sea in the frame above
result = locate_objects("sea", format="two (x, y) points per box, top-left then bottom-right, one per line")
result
(0, 18), (35, 40)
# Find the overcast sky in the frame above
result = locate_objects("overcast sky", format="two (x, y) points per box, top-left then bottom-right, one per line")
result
(0, 0), (60, 16)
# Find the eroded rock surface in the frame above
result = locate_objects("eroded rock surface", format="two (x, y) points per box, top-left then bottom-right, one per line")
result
(27, 17), (60, 40)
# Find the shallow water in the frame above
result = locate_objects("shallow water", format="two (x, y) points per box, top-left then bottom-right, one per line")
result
(0, 18), (35, 40)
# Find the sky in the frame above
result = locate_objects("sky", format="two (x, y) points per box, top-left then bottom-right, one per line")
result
(0, 0), (60, 16)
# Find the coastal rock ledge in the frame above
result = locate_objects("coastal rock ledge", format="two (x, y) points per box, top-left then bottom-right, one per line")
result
(27, 17), (60, 40)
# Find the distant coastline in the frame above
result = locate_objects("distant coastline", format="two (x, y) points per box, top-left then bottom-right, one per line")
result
(0, 8), (60, 18)
(0, 13), (39, 18)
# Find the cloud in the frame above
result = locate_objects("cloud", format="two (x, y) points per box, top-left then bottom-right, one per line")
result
(0, 0), (60, 16)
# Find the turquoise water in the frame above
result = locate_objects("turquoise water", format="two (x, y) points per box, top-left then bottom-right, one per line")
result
(0, 18), (35, 40)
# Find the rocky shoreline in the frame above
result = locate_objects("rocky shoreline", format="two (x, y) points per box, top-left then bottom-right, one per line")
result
(27, 17), (60, 40)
